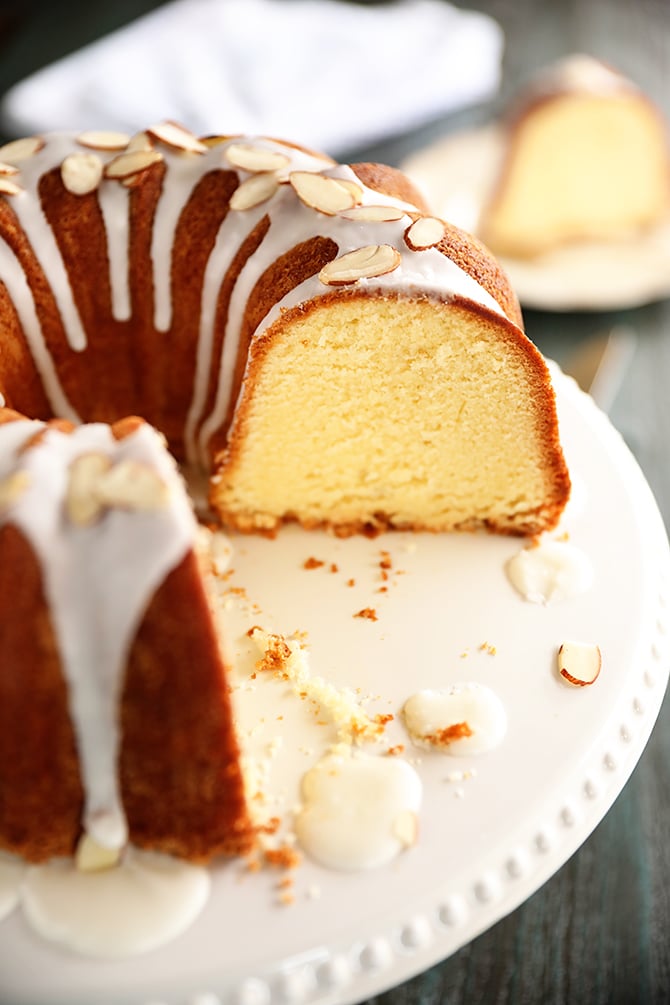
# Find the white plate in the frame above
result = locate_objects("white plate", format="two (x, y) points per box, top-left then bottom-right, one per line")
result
(401, 126), (670, 312)
(2, 371), (669, 1005)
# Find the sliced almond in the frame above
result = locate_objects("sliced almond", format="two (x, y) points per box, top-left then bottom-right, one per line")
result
(229, 172), (279, 211)
(200, 134), (233, 149)
(75, 833), (121, 873)
(340, 204), (406, 223)
(66, 453), (112, 526)
(225, 142), (290, 173)
(76, 130), (131, 151)
(0, 470), (30, 508)
(290, 171), (361, 215)
(61, 153), (103, 195)
(0, 178), (23, 196)
(393, 809), (419, 849)
(337, 178), (365, 202)
(557, 641), (602, 686)
(104, 149), (164, 180)
(0, 162), (19, 177)
(319, 244), (401, 286)
(405, 216), (446, 250)
(147, 121), (207, 154)
(0, 136), (44, 164)
(97, 460), (170, 512)
(126, 131), (154, 153)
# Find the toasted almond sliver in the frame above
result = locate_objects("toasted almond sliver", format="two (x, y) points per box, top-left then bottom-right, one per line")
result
(61, 153), (103, 196)
(104, 149), (164, 180)
(66, 453), (112, 526)
(97, 460), (170, 511)
(75, 834), (121, 873)
(229, 172), (279, 211)
(0, 136), (44, 164)
(290, 171), (362, 215)
(340, 204), (406, 223)
(337, 178), (365, 202)
(147, 121), (207, 154)
(0, 161), (19, 177)
(319, 244), (401, 286)
(392, 810), (419, 849)
(405, 216), (446, 251)
(225, 142), (291, 174)
(76, 130), (131, 151)
(0, 177), (23, 196)
(0, 470), (30, 508)
(557, 641), (602, 686)
(200, 134), (233, 149)
(126, 132), (154, 153)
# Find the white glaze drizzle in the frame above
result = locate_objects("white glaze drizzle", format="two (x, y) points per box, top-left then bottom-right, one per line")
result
(0, 236), (77, 419)
(0, 131), (509, 468)
(21, 848), (210, 958)
(506, 537), (594, 604)
(403, 683), (507, 756)
(0, 418), (196, 849)
(295, 746), (422, 871)
(97, 180), (132, 321)
(3, 135), (88, 351)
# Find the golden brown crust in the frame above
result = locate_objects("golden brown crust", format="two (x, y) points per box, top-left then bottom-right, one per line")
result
(0, 406), (25, 426)
(351, 162), (430, 213)
(0, 524), (254, 864)
(436, 222), (524, 327)
(0, 523), (84, 862)
(121, 551), (254, 861)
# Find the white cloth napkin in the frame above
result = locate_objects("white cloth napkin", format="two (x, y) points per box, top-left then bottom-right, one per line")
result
(1, 0), (502, 155)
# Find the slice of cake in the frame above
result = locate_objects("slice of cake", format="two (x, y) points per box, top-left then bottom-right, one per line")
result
(211, 231), (570, 538)
(0, 409), (253, 864)
(480, 55), (670, 257)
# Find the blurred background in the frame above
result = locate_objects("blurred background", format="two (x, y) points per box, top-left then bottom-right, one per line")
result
(0, 1), (667, 1003)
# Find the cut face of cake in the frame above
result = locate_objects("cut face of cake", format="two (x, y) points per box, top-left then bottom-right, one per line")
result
(0, 409), (252, 864)
(213, 292), (569, 537)
(480, 56), (670, 257)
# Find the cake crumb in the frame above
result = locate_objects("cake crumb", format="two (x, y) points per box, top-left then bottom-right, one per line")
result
(303, 557), (324, 570)
(264, 845), (302, 870)
(330, 562), (339, 573)
(386, 744), (405, 757)
(249, 627), (387, 742)
(354, 607), (378, 622)
(424, 721), (473, 747)
(479, 641), (497, 656)
(346, 578), (356, 587)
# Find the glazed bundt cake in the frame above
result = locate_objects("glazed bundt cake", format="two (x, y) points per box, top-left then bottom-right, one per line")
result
(480, 55), (670, 258)
(0, 408), (252, 864)
(0, 124), (570, 869)
(0, 124), (569, 537)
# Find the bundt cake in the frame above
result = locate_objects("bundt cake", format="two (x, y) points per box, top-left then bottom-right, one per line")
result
(480, 55), (670, 258)
(0, 408), (252, 864)
(0, 124), (570, 871)
(0, 124), (569, 537)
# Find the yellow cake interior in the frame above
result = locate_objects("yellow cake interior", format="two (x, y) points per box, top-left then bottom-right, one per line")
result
(483, 93), (670, 257)
(213, 295), (568, 536)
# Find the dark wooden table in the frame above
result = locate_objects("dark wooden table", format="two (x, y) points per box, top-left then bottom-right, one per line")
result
(0, 2), (667, 1003)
